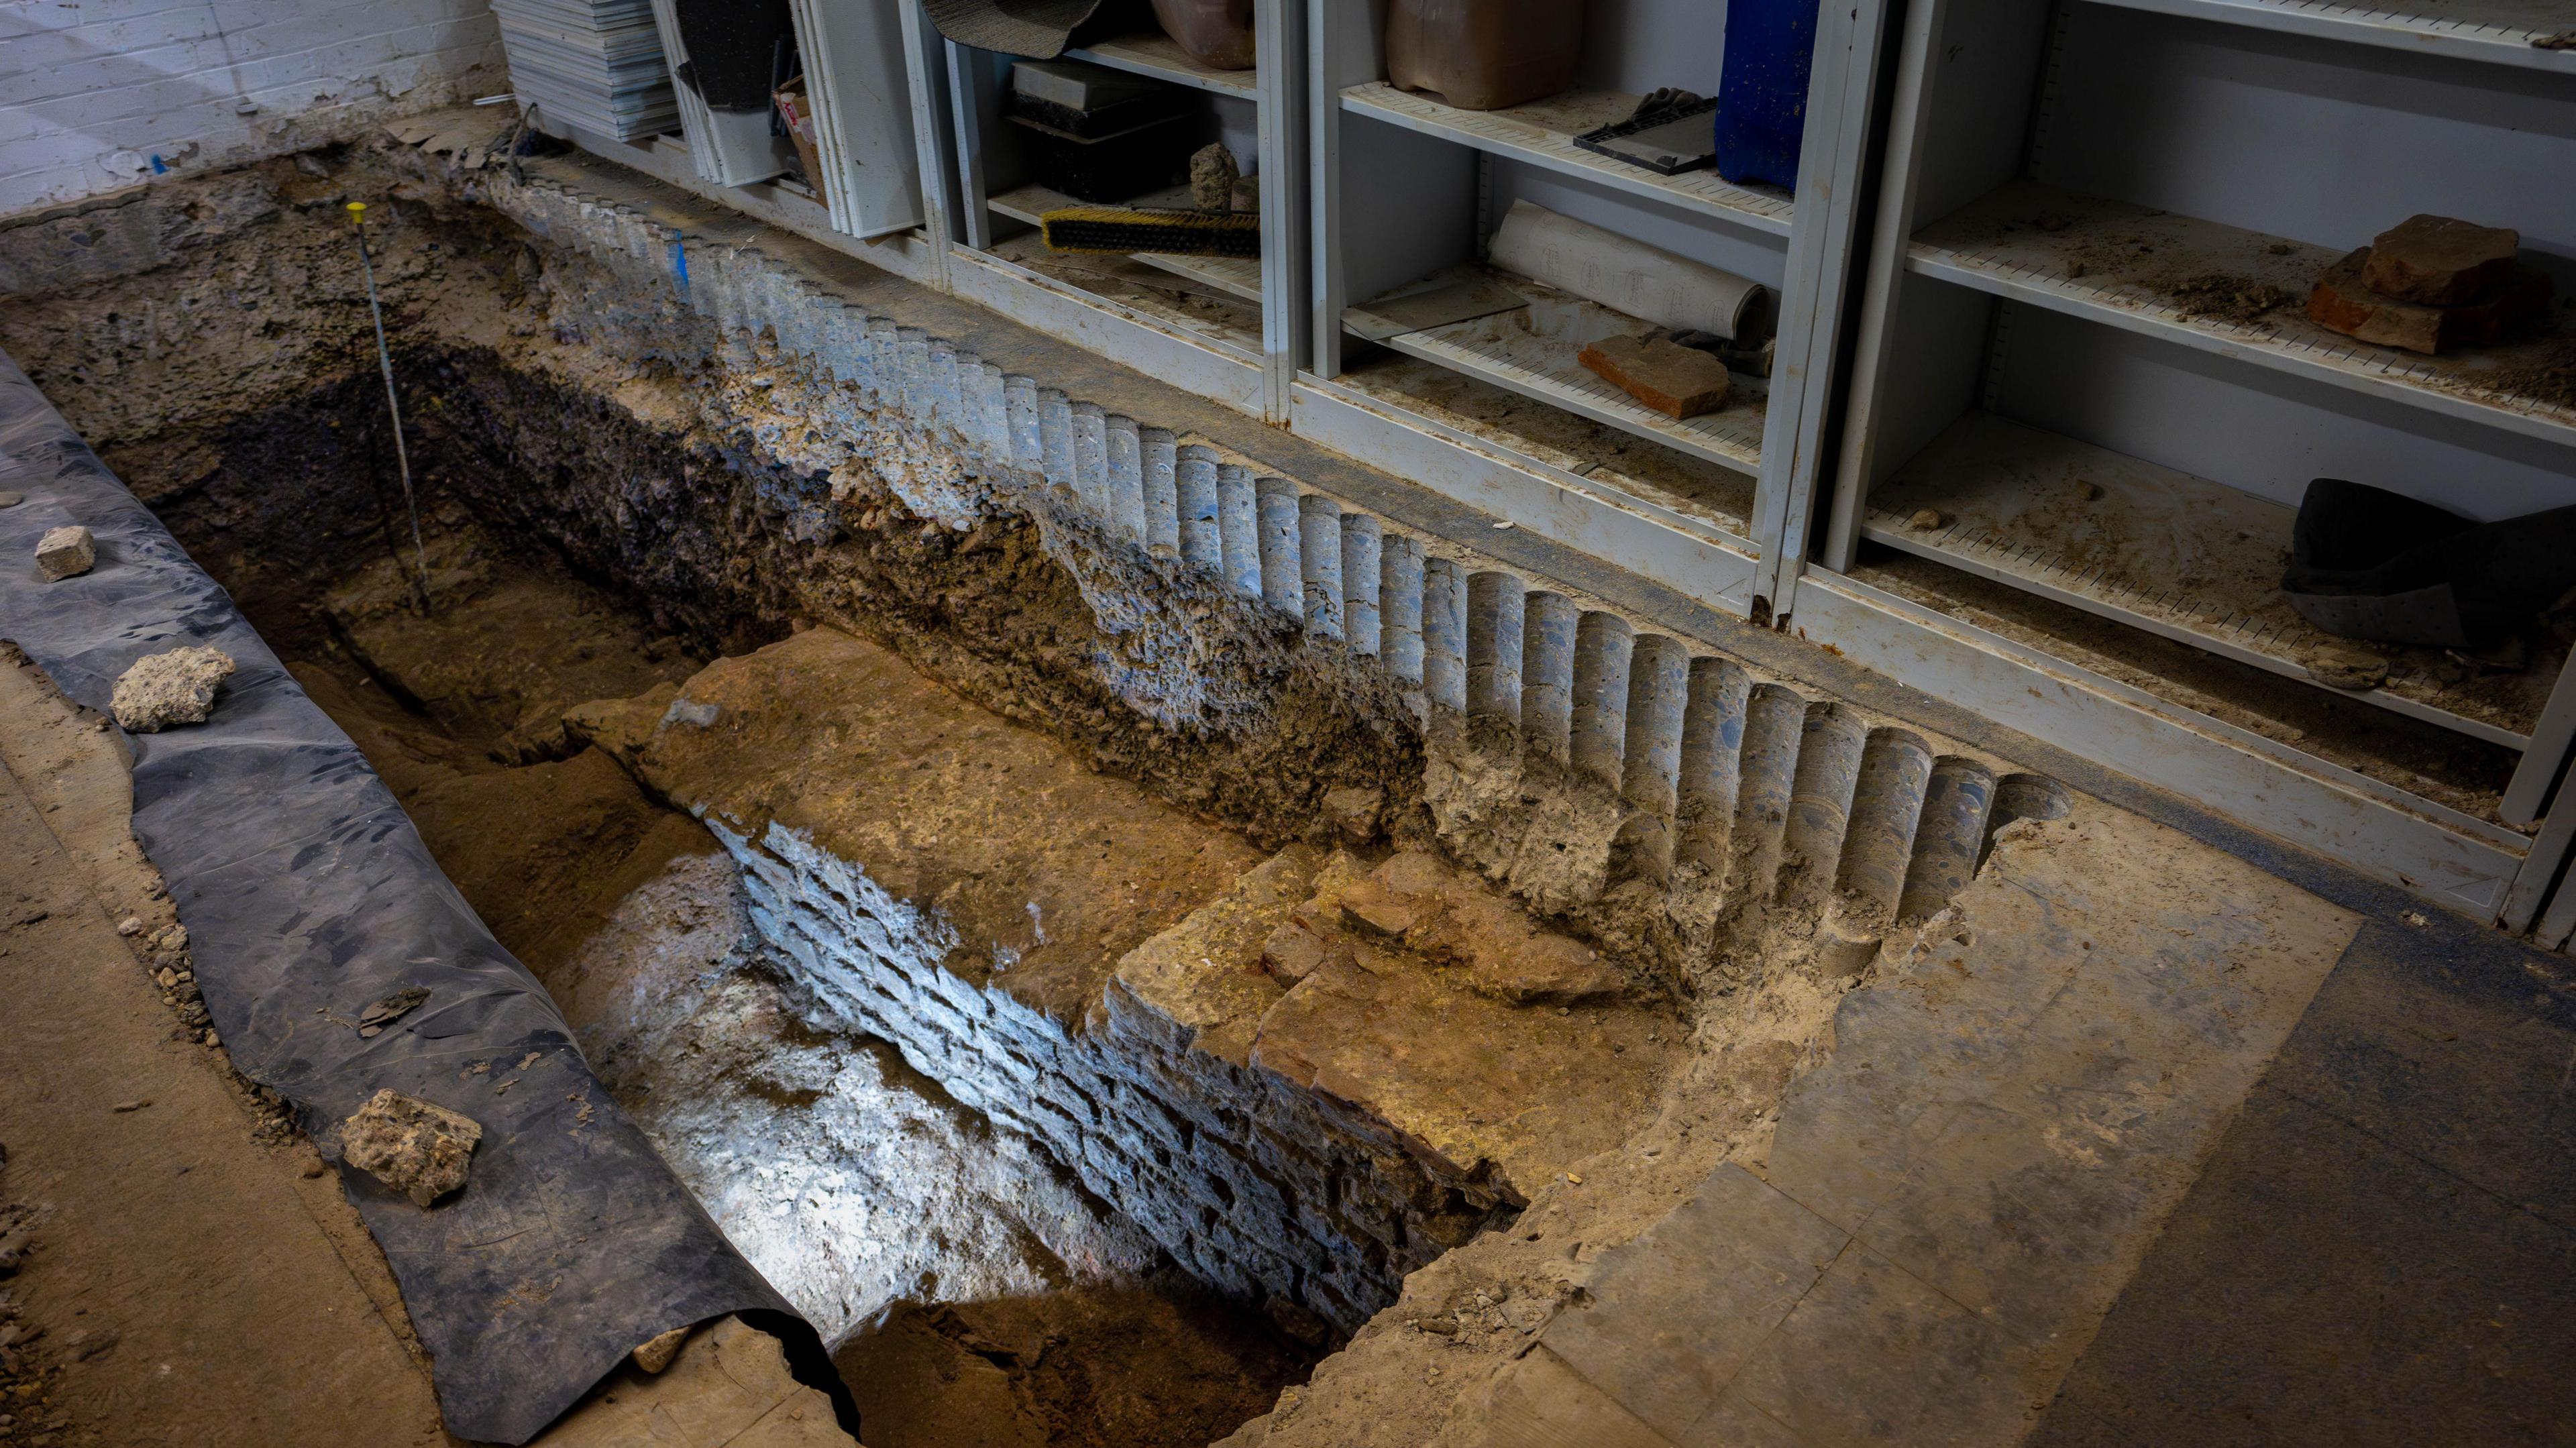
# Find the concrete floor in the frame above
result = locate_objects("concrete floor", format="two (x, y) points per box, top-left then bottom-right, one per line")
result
(2032, 915), (2576, 1447)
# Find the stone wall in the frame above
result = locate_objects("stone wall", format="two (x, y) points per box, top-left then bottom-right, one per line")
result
(720, 819), (1503, 1334)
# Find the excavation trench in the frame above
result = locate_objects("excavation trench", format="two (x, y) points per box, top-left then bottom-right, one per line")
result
(273, 518), (1333, 1448)
(0, 150), (2082, 1447)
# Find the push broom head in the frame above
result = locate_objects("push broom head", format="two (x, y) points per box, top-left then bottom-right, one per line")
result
(1040, 205), (1260, 258)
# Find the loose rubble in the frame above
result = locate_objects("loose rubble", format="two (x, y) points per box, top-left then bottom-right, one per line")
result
(339, 1089), (483, 1208)
(109, 645), (236, 732)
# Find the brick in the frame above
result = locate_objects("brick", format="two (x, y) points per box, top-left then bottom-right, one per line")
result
(2361, 214), (2520, 306)
(1577, 335), (1733, 419)
(2308, 247), (2551, 355)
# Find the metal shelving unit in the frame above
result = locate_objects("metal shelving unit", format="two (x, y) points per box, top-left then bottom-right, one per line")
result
(931, 5), (1305, 415)
(1803, 0), (2576, 926)
(1301, 0), (1880, 563)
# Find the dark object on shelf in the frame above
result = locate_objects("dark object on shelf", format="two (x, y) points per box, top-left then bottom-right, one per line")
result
(922, 0), (1149, 59)
(1150, 0), (1254, 68)
(1385, 0), (1584, 112)
(2281, 478), (2576, 650)
(1715, 0), (1819, 189)
(2364, 215), (2520, 305)
(1672, 327), (1776, 378)
(1575, 89), (1719, 175)
(1010, 113), (1197, 202)
(1042, 205), (1262, 258)
(2307, 247), (2551, 355)
(1008, 58), (1192, 136)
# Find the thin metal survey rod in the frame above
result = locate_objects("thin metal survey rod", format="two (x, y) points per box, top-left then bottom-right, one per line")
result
(347, 201), (432, 613)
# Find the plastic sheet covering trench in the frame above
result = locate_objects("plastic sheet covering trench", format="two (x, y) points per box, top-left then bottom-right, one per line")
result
(0, 349), (841, 1444)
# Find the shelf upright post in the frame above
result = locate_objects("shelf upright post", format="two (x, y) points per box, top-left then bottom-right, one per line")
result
(1258, 0), (1312, 421)
(899, 0), (957, 289)
(1747, 0), (1908, 624)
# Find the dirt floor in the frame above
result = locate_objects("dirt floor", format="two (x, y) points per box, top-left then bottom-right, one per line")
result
(0, 651), (455, 1448)
(284, 520), (1320, 1448)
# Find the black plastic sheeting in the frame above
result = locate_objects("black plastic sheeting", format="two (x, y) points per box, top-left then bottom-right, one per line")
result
(0, 351), (843, 1443)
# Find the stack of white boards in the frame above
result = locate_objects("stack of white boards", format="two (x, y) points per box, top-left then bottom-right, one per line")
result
(490, 0), (679, 139)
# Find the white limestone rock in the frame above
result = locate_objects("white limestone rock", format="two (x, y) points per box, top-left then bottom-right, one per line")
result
(111, 646), (237, 732)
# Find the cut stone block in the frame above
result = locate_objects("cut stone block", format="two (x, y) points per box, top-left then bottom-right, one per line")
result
(2361, 215), (2520, 307)
(34, 524), (93, 580)
(2307, 247), (2551, 355)
(1577, 335), (1732, 419)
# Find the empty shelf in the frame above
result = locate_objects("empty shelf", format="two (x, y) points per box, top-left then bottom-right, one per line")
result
(1864, 410), (2557, 746)
(1909, 180), (2576, 453)
(987, 182), (1263, 304)
(1340, 83), (1795, 239)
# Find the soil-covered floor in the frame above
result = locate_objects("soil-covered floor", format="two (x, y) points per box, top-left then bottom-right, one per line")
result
(284, 518), (1319, 1448)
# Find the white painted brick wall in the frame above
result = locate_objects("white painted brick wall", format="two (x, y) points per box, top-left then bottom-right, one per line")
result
(0, 0), (505, 218)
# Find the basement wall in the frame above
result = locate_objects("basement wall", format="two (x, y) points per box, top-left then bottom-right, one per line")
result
(0, 0), (504, 215)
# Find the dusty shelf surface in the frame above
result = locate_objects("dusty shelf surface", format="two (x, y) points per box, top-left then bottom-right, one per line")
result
(986, 229), (1265, 354)
(1865, 410), (2559, 746)
(1064, 30), (1259, 97)
(1849, 544), (2528, 824)
(1346, 268), (1770, 476)
(1340, 82), (1795, 237)
(2083, 0), (2576, 70)
(987, 182), (1264, 304)
(1911, 180), (2576, 446)
(1326, 345), (1760, 540)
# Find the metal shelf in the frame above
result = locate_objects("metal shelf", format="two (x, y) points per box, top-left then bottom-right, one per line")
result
(1345, 269), (1768, 476)
(1064, 31), (1258, 98)
(1864, 410), (2553, 748)
(987, 182), (1264, 304)
(2082, 0), (2576, 72)
(1338, 83), (1796, 239)
(1909, 180), (2576, 454)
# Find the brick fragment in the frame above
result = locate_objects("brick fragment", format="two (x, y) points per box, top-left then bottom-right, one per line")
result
(2361, 214), (2519, 306)
(2306, 247), (2550, 355)
(1576, 335), (1732, 419)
